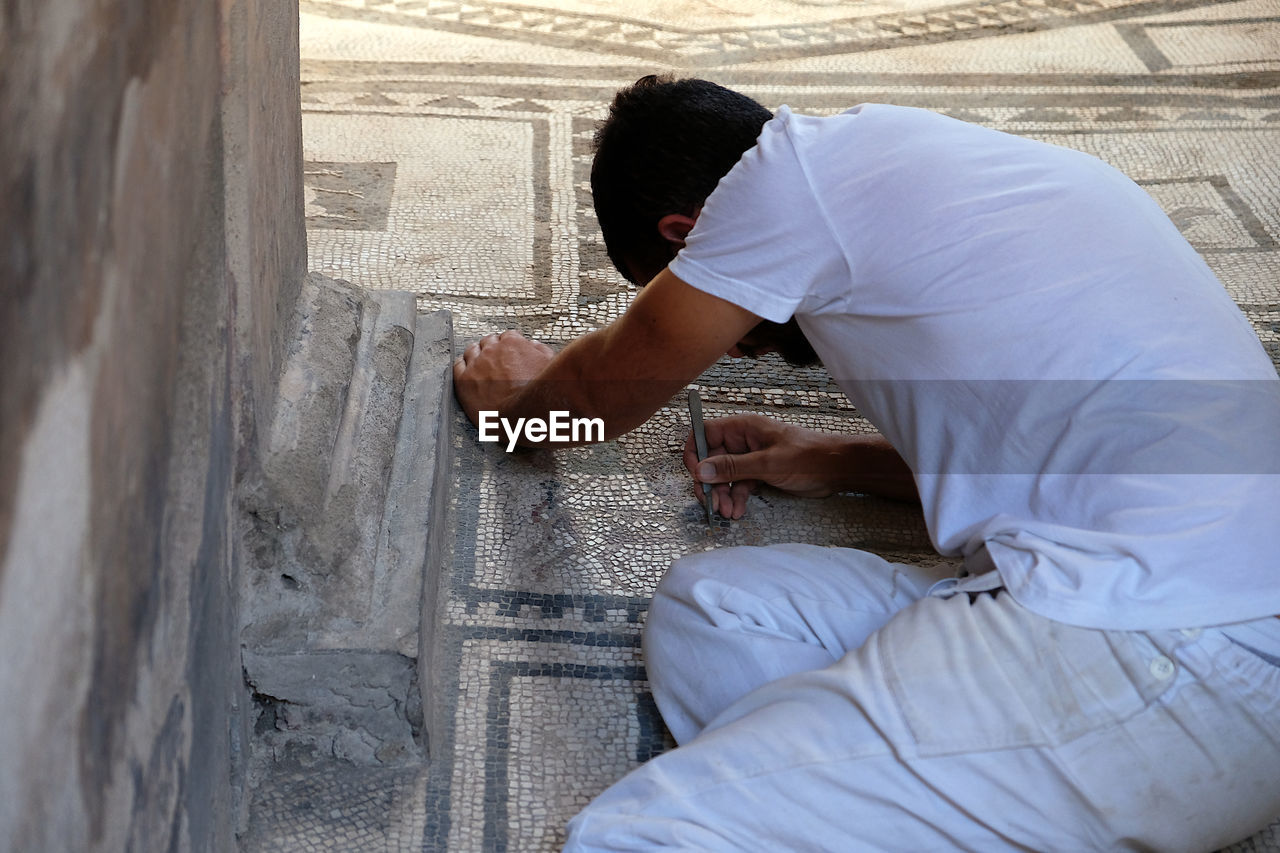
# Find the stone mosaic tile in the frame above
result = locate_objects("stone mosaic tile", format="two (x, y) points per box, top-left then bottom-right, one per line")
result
(303, 112), (544, 297)
(275, 0), (1280, 849)
(243, 762), (428, 851)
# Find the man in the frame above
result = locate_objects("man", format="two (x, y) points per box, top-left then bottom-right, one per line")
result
(453, 76), (1280, 850)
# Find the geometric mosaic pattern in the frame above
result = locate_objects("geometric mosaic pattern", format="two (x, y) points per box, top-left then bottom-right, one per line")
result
(249, 0), (1280, 849)
(303, 0), (1258, 65)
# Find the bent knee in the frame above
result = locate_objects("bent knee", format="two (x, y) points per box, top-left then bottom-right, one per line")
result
(648, 547), (762, 634)
(653, 549), (733, 603)
(654, 544), (811, 600)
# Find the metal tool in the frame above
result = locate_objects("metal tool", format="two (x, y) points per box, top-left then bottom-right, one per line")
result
(688, 389), (714, 527)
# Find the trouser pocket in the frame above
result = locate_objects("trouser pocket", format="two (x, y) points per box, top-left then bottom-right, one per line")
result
(877, 592), (1181, 756)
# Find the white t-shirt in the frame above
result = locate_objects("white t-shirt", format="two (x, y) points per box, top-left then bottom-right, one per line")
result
(669, 104), (1280, 631)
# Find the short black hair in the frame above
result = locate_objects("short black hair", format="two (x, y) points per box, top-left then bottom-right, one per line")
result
(591, 76), (773, 283)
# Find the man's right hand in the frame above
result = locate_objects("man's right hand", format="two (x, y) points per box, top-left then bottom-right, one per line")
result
(453, 330), (556, 426)
(682, 415), (852, 519)
(683, 414), (919, 519)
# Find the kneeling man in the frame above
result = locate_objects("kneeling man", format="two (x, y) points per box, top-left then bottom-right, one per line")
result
(454, 76), (1280, 851)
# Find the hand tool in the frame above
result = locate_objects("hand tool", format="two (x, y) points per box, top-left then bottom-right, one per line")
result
(688, 389), (715, 527)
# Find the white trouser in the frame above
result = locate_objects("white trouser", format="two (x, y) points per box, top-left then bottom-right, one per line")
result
(564, 544), (1280, 852)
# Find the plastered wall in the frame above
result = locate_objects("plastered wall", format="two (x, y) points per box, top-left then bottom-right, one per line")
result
(0, 0), (304, 848)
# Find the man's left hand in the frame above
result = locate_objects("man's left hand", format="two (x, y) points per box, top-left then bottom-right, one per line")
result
(453, 330), (556, 424)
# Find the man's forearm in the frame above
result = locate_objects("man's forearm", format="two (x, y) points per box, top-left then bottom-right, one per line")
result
(456, 269), (763, 448)
(496, 329), (687, 445)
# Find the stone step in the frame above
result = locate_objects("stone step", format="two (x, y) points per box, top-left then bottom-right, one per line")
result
(240, 273), (453, 791)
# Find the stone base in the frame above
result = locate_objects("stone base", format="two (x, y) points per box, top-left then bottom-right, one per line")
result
(240, 273), (452, 790)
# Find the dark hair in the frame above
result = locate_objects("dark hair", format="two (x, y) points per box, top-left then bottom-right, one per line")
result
(591, 76), (773, 283)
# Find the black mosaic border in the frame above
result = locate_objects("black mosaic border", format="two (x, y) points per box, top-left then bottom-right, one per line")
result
(483, 659), (659, 852)
(1116, 16), (1280, 73)
(421, 413), (664, 850)
(1139, 175), (1279, 250)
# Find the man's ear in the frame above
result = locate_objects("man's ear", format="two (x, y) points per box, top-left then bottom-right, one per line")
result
(656, 212), (698, 248)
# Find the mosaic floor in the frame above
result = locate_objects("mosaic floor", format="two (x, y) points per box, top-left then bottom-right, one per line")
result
(287, 0), (1280, 849)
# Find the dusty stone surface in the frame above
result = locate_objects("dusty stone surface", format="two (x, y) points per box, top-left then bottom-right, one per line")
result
(243, 273), (401, 651)
(244, 649), (421, 767)
(388, 310), (458, 742)
(240, 274), (451, 655)
(239, 271), (453, 812)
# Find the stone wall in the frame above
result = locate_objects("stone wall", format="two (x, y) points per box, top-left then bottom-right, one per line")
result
(0, 0), (304, 848)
